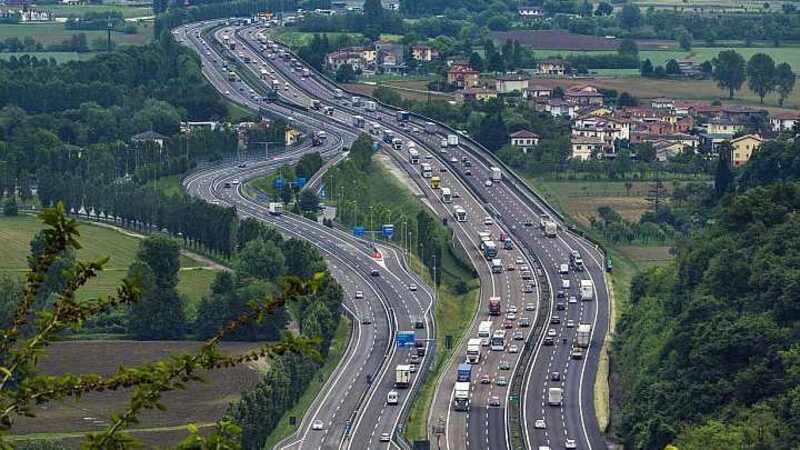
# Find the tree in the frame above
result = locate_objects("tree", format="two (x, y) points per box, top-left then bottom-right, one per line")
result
(595, 1), (613, 15)
(580, 0), (594, 16)
(335, 63), (356, 83)
(475, 111), (509, 152)
(363, 0), (383, 23)
(136, 236), (180, 289)
(640, 58), (654, 77)
(746, 53), (776, 103)
(295, 152), (323, 179)
(280, 182), (293, 204)
(774, 62), (796, 107)
(469, 51), (484, 73)
(618, 92), (638, 106)
(678, 30), (692, 51)
(618, 4), (642, 30)
(298, 190), (320, 213)
(617, 38), (639, 58)
(700, 60), (713, 78)
(712, 50), (746, 98)
(282, 239), (324, 279)
(3, 197), (17, 216)
(714, 142), (734, 199)
(665, 59), (681, 75)
(236, 238), (286, 282)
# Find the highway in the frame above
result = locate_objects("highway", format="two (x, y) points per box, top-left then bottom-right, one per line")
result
(175, 22), (436, 450)
(179, 18), (610, 450)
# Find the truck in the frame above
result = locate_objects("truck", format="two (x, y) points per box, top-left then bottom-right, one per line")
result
(425, 122), (437, 134)
(395, 365), (411, 388)
(301, 68), (310, 78)
(466, 338), (482, 364)
(392, 138), (403, 150)
(457, 363), (472, 382)
(310, 99), (321, 110)
(268, 202), (283, 216)
(504, 237), (513, 250)
(576, 324), (591, 348)
(488, 296), (502, 316)
(490, 167), (502, 182)
(453, 381), (471, 411)
(351, 96), (361, 106)
(483, 241), (497, 259)
(365, 101), (377, 111)
(491, 258), (503, 273)
(382, 129), (394, 144)
(478, 320), (492, 342)
(352, 115), (365, 128)
(431, 176), (441, 189)
(447, 134), (459, 147)
(409, 148), (420, 164)
(580, 280), (594, 301)
(439, 138), (449, 149)
(421, 163), (433, 178)
(396, 110), (410, 122)
(544, 221), (558, 238)
(548, 387), (562, 406)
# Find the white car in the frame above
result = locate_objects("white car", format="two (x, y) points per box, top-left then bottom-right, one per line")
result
(565, 439), (577, 449)
(534, 419), (546, 429)
(484, 179), (493, 187)
(312, 420), (324, 430)
(566, 320), (575, 328)
(483, 216), (493, 226)
(547, 328), (557, 337)
(408, 284), (417, 291)
(508, 344), (519, 353)
(508, 305), (518, 314)
(506, 312), (516, 321)
(525, 303), (536, 311)
(380, 432), (391, 442)
(516, 257), (524, 265)
(355, 290), (364, 299)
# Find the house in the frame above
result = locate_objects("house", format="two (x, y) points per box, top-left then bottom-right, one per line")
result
(536, 59), (566, 77)
(180, 121), (220, 133)
(509, 129), (540, 153)
(545, 99), (577, 118)
(652, 140), (686, 161)
(131, 131), (167, 148)
(564, 85), (604, 106)
(495, 74), (529, 94)
(707, 117), (743, 136)
(676, 59), (701, 78)
(574, 115), (631, 141)
(524, 84), (551, 99)
(19, 8), (52, 22)
(571, 136), (605, 160)
(410, 44), (439, 62)
(518, 5), (545, 20)
(730, 134), (764, 167)
(285, 128), (301, 146)
(448, 64), (480, 89)
(325, 49), (369, 71)
(770, 111), (800, 133)
(650, 97), (674, 110)
(457, 88), (497, 102)
(375, 40), (405, 73)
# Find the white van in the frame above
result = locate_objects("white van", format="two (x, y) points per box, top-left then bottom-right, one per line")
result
(559, 263), (569, 274)
(387, 390), (399, 405)
(562, 279), (570, 290)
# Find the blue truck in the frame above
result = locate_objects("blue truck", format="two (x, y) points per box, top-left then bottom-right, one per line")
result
(397, 331), (416, 347)
(457, 363), (472, 382)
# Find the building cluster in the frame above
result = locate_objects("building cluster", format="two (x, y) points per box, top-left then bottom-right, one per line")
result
(0, 6), (53, 22)
(325, 41), (440, 75)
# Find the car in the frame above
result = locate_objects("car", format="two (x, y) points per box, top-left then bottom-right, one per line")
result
(496, 376), (508, 386)
(519, 317), (531, 327)
(523, 218), (533, 227)
(450, 156), (458, 163)
(499, 360), (511, 370)
(569, 295), (578, 304)
(522, 283), (534, 293)
(380, 432), (391, 442)
(409, 363), (418, 372)
(312, 420), (324, 430)
(566, 320), (576, 328)
(543, 337), (554, 346)
(536, 268), (545, 277)
(556, 302), (566, 311)
(484, 179), (493, 187)
(370, 269), (380, 277)
(547, 328), (557, 337)
(238, 86), (245, 92)
(355, 290), (364, 299)
(557, 290), (565, 298)
(464, 169), (472, 176)
(483, 216), (493, 226)
(452, 191), (461, 199)
(223, 182), (232, 188)
(361, 318), (372, 325)
(480, 375), (491, 384)
(507, 264), (515, 271)
(503, 320), (514, 329)
(551, 371), (561, 381)
(534, 419), (546, 429)
(238, 162), (247, 168)
(508, 305), (518, 313)
(550, 316), (561, 325)
(231, 179), (240, 185)
(224, 90), (230, 95)
(508, 344), (519, 353)
(565, 439), (577, 449)
(506, 312), (516, 321)
(513, 331), (524, 340)
(409, 284), (417, 291)
(424, 154), (433, 159)
(489, 396), (502, 407)
(526, 303), (536, 311)
(440, 167), (447, 173)
(516, 257), (525, 265)
(409, 353), (420, 364)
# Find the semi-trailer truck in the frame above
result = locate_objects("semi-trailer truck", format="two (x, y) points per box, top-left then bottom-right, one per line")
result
(395, 365), (411, 388)
(453, 381), (471, 411)
(490, 167), (502, 181)
(466, 338), (482, 364)
(488, 296), (502, 315)
(352, 115), (365, 128)
(576, 324), (591, 348)
(365, 101), (377, 111)
(580, 279), (594, 301)
(396, 110), (410, 121)
(483, 241), (497, 259)
(457, 363), (472, 382)
(447, 134), (459, 146)
(548, 387), (562, 406)
(409, 148), (420, 164)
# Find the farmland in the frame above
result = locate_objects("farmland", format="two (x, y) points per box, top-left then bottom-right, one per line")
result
(8, 341), (263, 447)
(39, 4), (153, 19)
(0, 22), (153, 47)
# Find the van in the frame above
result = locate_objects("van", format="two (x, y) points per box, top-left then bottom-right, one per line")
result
(562, 279), (570, 290)
(559, 264), (569, 274)
(387, 390), (398, 405)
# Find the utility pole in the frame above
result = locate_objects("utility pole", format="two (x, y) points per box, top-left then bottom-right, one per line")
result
(106, 17), (112, 52)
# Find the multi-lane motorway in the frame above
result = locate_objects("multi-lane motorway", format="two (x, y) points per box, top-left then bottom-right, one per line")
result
(176, 18), (610, 450)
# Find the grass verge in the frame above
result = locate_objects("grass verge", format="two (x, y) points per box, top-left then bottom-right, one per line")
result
(261, 316), (352, 449)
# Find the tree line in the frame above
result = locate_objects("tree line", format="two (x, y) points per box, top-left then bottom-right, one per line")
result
(707, 49), (796, 104)
(154, 0), (297, 36)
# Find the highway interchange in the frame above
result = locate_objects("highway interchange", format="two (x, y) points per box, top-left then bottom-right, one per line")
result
(175, 18), (610, 450)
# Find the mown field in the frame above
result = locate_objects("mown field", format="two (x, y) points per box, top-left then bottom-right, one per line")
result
(40, 4), (153, 19)
(0, 215), (217, 318)
(8, 341), (263, 448)
(0, 22), (153, 47)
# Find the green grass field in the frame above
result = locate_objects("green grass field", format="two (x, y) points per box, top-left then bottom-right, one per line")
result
(41, 4), (153, 19)
(0, 215), (217, 315)
(0, 22), (153, 47)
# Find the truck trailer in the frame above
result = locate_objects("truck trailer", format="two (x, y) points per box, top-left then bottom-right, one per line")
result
(576, 324), (591, 348)
(580, 280), (594, 301)
(395, 365), (411, 388)
(453, 381), (471, 411)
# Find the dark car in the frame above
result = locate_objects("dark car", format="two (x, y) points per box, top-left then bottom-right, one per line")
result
(551, 371), (561, 381)
(550, 316), (561, 325)
(519, 317), (531, 327)
(543, 337), (554, 346)
(556, 302), (566, 311)
(370, 269), (380, 277)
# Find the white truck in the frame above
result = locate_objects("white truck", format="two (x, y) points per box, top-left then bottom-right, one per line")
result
(490, 166), (502, 182)
(466, 338), (482, 364)
(392, 138), (403, 150)
(545, 220), (558, 238)
(352, 115), (365, 128)
(395, 364), (411, 388)
(365, 100), (377, 111)
(478, 320), (492, 346)
(447, 134), (459, 147)
(268, 202), (283, 216)
(453, 381), (471, 411)
(576, 324), (591, 348)
(548, 387), (562, 406)
(491, 258), (503, 273)
(440, 138), (449, 149)
(580, 279), (594, 301)
(409, 148), (420, 164)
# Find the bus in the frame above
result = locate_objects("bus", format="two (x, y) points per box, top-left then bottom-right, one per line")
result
(454, 206), (466, 222)
(490, 329), (506, 351)
(441, 187), (452, 203)
(431, 176), (441, 189)
(421, 163), (433, 178)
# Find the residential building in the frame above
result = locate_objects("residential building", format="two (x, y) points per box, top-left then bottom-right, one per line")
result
(650, 97), (674, 110)
(536, 59), (566, 76)
(180, 121), (220, 133)
(676, 59), (701, 78)
(131, 131), (167, 148)
(375, 40), (405, 73)
(707, 117), (743, 136)
(545, 99), (576, 118)
(652, 140), (686, 161)
(325, 49), (369, 71)
(457, 88), (497, 102)
(571, 136), (604, 160)
(518, 5), (545, 20)
(495, 74), (529, 94)
(564, 85), (603, 106)
(730, 134), (764, 167)
(770, 111), (800, 133)
(410, 44), (439, 61)
(524, 84), (551, 99)
(448, 64), (480, 89)
(509, 129), (540, 153)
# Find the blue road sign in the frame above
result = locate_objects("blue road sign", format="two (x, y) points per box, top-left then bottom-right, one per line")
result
(353, 226), (365, 237)
(382, 224), (395, 238)
(296, 177), (307, 188)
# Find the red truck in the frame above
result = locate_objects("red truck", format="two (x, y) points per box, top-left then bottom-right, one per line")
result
(488, 296), (502, 316)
